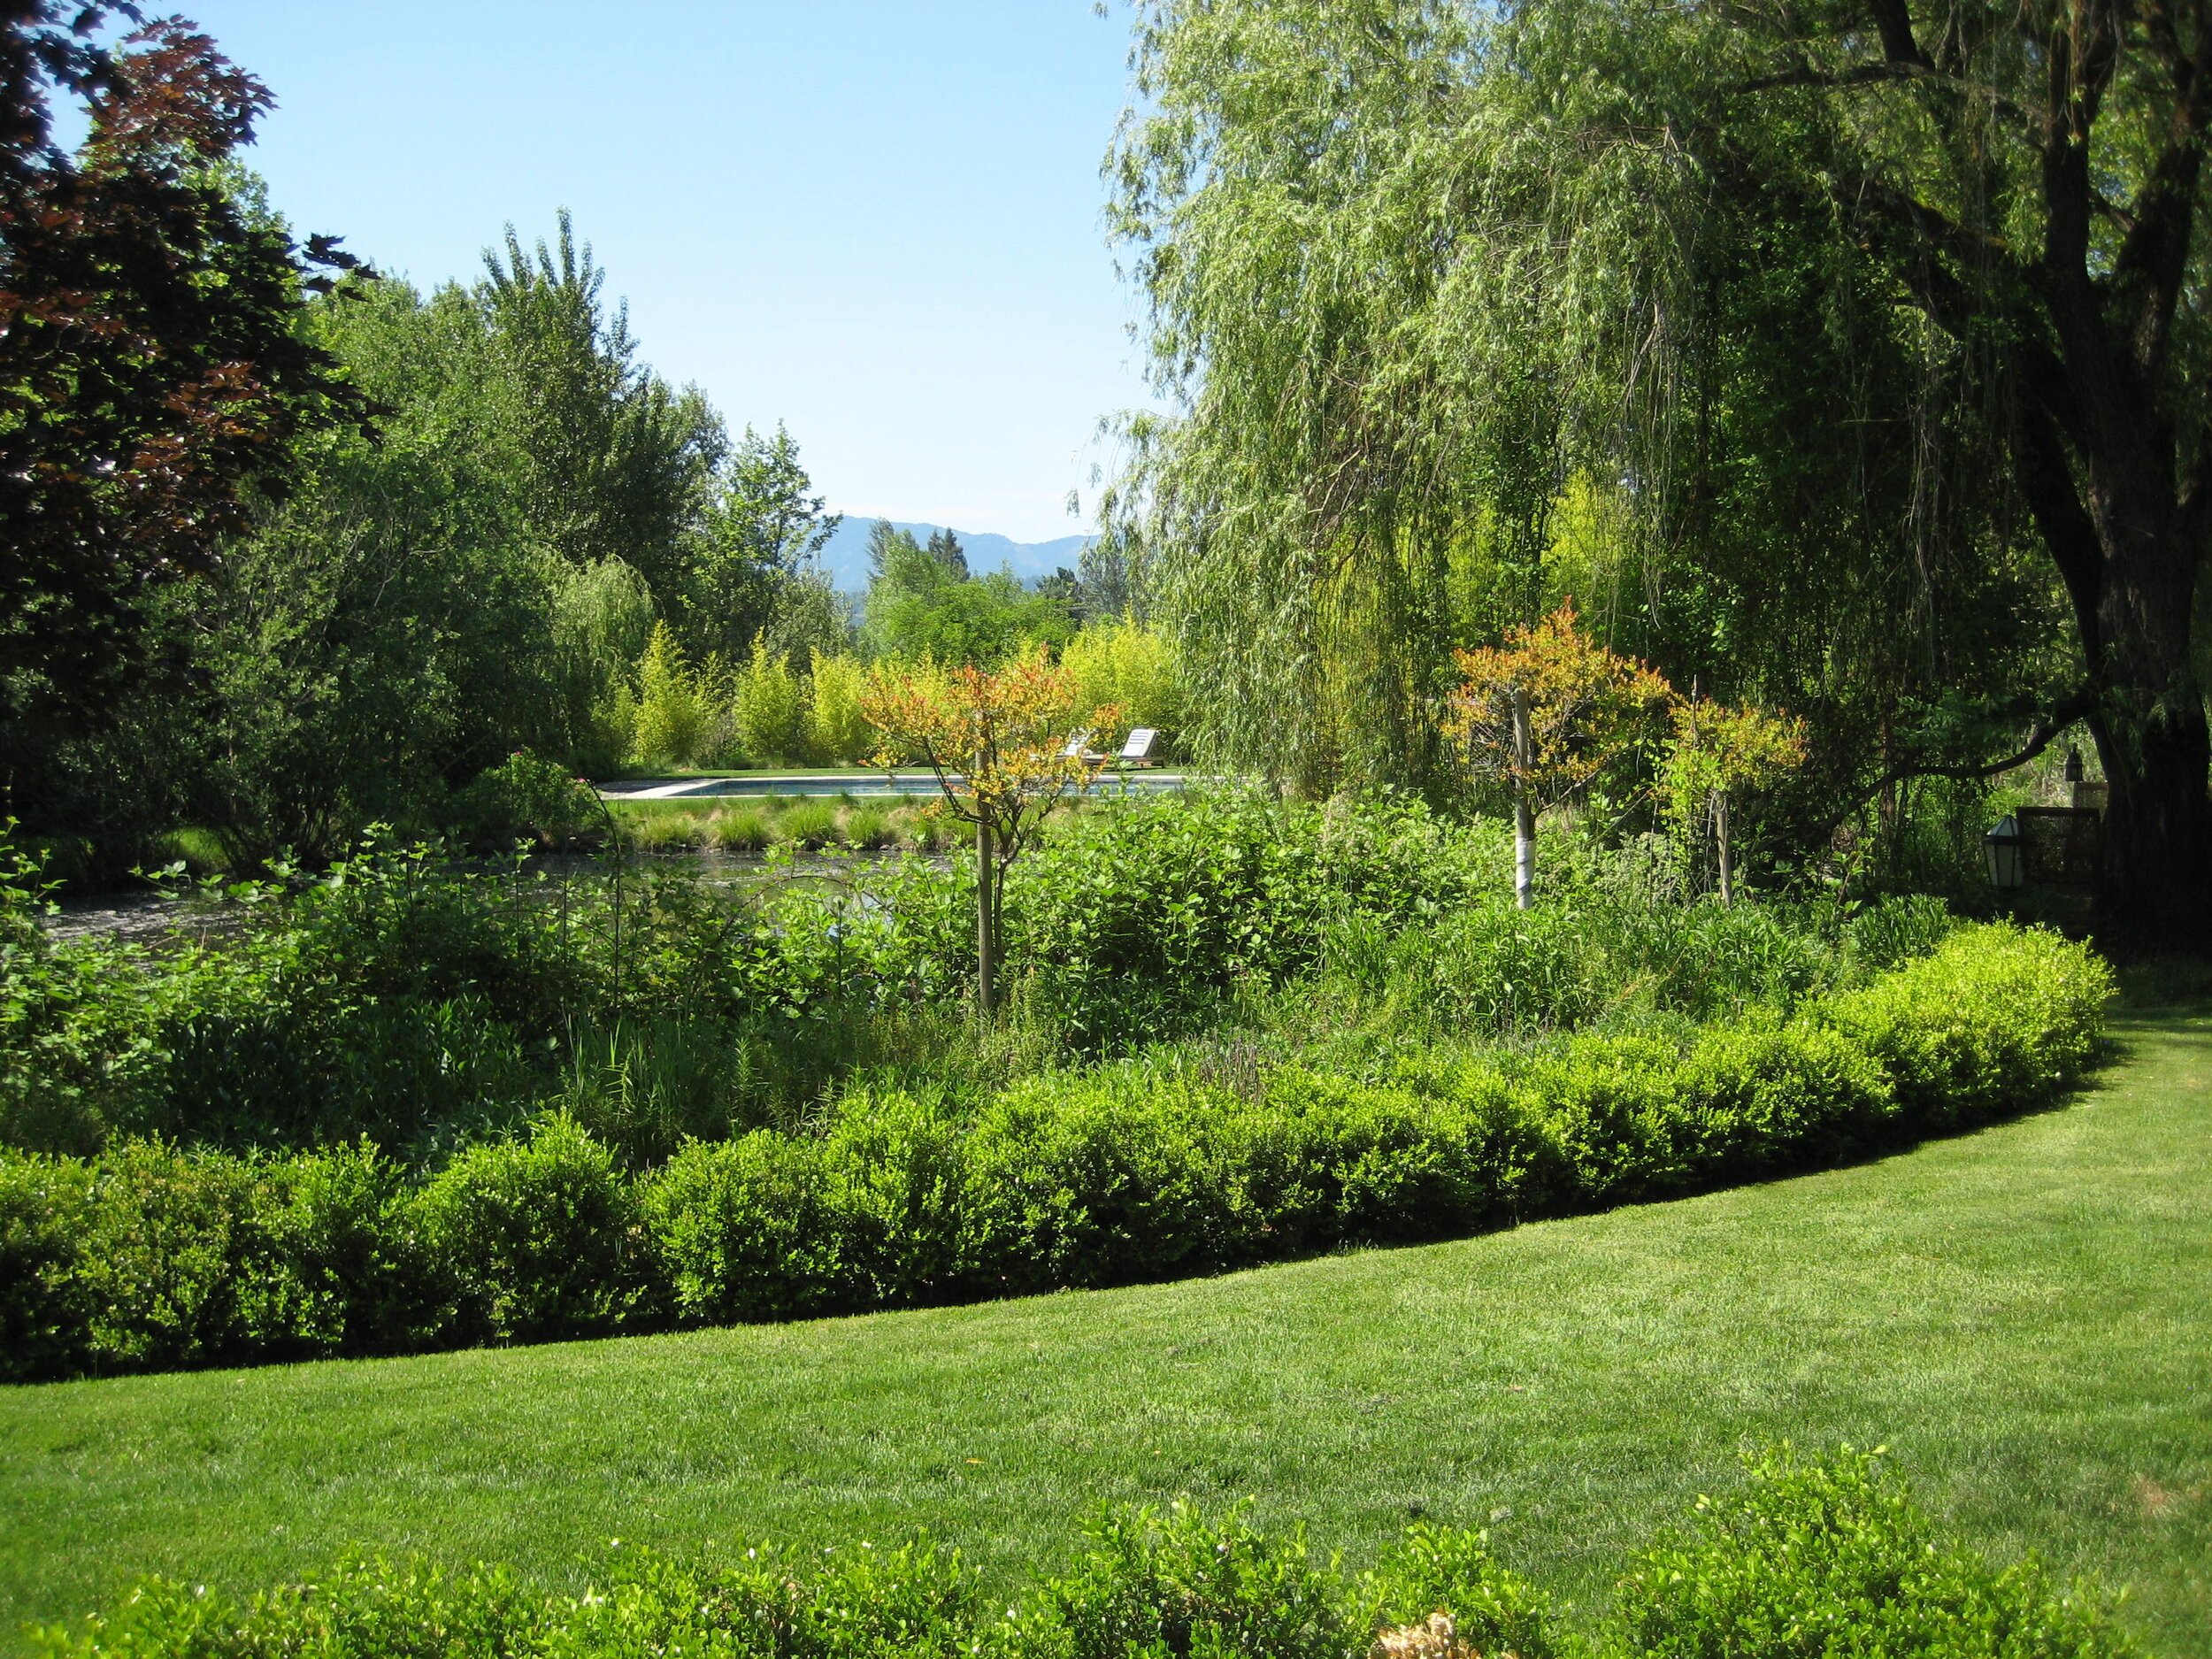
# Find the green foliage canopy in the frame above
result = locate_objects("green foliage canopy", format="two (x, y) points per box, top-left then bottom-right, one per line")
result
(1107, 0), (2212, 939)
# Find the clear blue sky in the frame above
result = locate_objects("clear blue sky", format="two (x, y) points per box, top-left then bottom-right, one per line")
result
(166, 0), (1151, 542)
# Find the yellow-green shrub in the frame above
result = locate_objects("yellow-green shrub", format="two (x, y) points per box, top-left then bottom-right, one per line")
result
(1062, 617), (1181, 741)
(809, 649), (873, 764)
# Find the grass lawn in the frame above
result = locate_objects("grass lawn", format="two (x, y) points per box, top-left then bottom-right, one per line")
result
(4, 1008), (2208, 1655)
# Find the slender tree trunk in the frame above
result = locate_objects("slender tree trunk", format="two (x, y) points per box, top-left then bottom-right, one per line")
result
(975, 815), (996, 1015)
(1714, 788), (1734, 906)
(1511, 687), (1534, 910)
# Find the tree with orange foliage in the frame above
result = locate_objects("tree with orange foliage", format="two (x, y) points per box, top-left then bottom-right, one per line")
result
(1663, 697), (1809, 905)
(862, 646), (1119, 1012)
(1446, 602), (1671, 909)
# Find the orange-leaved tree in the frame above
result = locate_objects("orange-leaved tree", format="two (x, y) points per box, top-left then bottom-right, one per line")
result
(1662, 697), (1809, 905)
(1446, 601), (1671, 909)
(862, 646), (1119, 1013)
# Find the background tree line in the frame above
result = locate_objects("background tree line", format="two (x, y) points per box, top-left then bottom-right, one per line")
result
(4, 203), (857, 871)
(3, 191), (1176, 876)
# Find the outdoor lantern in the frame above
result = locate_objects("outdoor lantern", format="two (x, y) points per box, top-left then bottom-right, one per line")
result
(1984, 813), (2025, 889)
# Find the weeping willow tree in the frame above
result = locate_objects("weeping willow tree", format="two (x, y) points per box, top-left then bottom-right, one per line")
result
(1102, 0), (1597, 800)
(1108, 0), (2209, 945)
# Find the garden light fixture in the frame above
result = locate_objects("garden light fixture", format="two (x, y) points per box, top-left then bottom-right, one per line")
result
(1984, 814), (2024, 889)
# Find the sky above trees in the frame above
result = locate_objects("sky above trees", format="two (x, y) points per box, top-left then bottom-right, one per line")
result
(159, 0), (1148, 541)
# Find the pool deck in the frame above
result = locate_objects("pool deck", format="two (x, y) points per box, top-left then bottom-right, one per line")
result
(598, 772), (1190, 800)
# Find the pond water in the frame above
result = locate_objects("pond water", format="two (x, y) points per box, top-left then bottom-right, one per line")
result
(41, 849), (933, 943)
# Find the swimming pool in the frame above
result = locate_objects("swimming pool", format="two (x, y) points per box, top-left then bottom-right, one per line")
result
(600, 772), (1193, 800)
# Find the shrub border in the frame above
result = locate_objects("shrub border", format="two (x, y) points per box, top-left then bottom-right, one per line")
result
(0, 925), (2110, 1383)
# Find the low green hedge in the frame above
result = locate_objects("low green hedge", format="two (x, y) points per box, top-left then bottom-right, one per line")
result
(32, 1451), (2132, 1658)
(0, 926), (2109, 1382)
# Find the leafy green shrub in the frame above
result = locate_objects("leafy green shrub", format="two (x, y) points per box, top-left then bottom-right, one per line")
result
(1, 799), (1979, 1164)
(1241, 1068), (1548, 1249)
(1824, 926), (2112, 1126)
(1036, 1502), (1356, 1659)
(1359, 1522), (1558, 1659)
(964, 1074), (1244, 1294)
(69, 1140), (290, 1372)
(37, 1462), (2131, 1659)
(1667, 1014), (1893, 1179)
(645, 1132), (856, 1323)
(0, 925), (2108, 1380)
(1010, 790), (1339, 1000)
(775, 1535), (981, 1659)
(820, 1089), (970, 1305)
(0, 929), (182, 1153)
(265, 1139), (433, 1357)
(453, 750), (601, 850)
(0, 1151), (96, 1380)
(1617, 1447), (2133, 1658)
(415, 1114), (652, 1344)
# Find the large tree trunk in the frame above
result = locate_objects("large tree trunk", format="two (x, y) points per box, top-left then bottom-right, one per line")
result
(2086, 697), (2212, 947)
(2079, 520), (2212, 949)
(1822, 0), (2212, 952)
(2021, 407), (2212, 949)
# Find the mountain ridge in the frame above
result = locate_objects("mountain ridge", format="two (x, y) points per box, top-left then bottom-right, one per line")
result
(816, 517), (1094, 592)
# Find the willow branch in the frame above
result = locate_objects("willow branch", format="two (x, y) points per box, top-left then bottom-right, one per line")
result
(1807, 690), (2098, 846)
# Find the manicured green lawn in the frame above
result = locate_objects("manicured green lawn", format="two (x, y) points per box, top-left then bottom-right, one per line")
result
(4, 1010), (2208, 1655)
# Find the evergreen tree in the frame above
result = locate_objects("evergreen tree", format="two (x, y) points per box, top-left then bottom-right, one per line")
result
(926, 526), (971, 579)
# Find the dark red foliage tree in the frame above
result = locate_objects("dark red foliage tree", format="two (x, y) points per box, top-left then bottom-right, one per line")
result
(0, 3), (373, 733)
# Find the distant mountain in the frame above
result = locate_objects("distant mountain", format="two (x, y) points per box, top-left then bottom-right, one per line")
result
(815, 518), (1094, 593)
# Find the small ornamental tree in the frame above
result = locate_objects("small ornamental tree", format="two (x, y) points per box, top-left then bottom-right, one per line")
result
(862, 647), (1118, 1013)
(1448, 601), (1671, 909)
(1663, 698), (1809, 905)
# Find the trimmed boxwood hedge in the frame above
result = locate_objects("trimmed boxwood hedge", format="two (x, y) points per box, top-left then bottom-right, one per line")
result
(0, 925), (2110, 1382)
(35, 1451), (2132, 1659)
